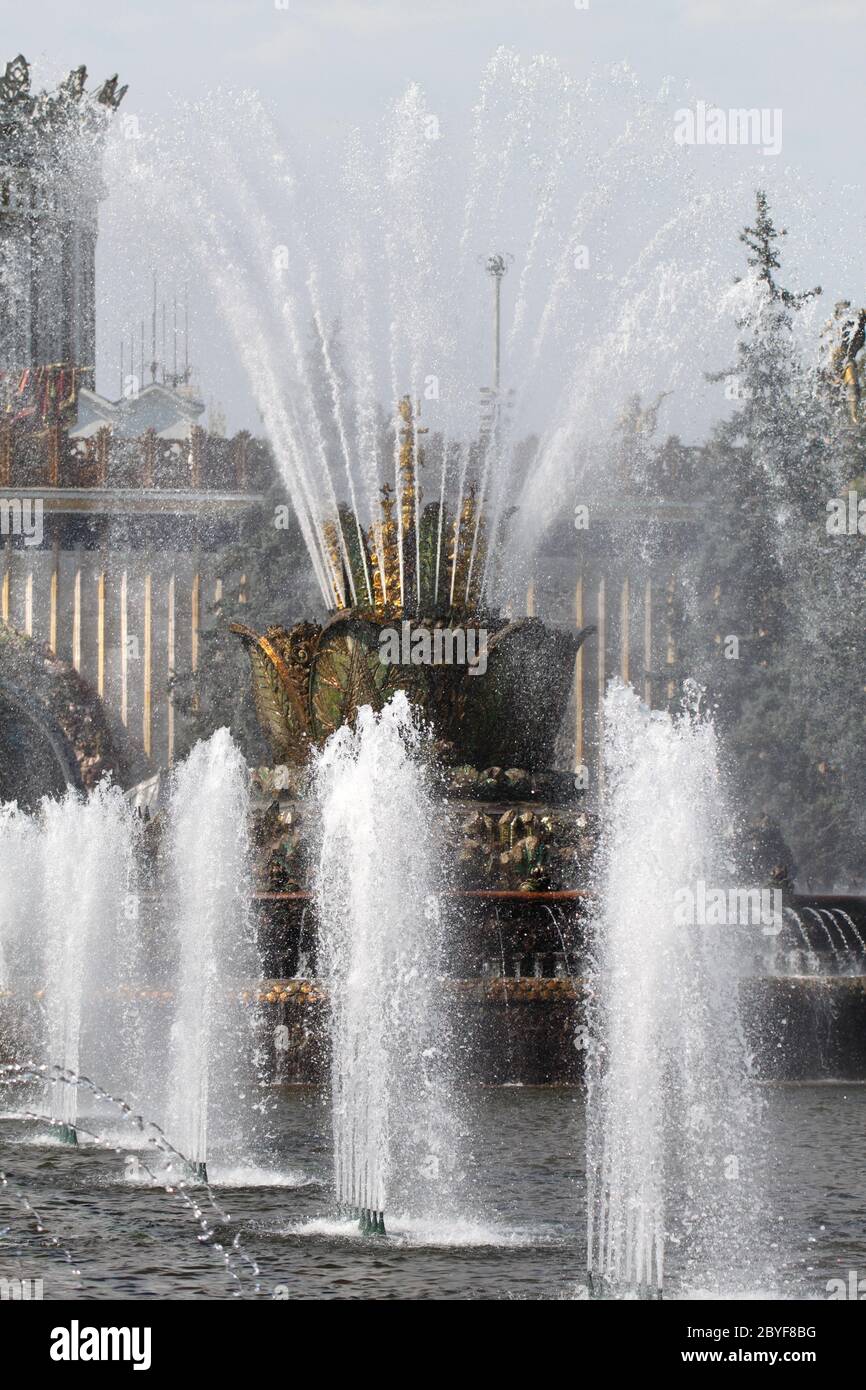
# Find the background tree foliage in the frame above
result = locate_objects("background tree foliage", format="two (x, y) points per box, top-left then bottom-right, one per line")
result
(676, 191), (865, 885)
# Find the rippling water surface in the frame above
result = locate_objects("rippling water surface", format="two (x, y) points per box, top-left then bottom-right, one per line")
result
(1, 1085), (863, 1300)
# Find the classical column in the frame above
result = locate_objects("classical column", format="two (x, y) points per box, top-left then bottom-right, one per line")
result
(97, 568), (106, 699)
(1, 539), (9, 623)
(120, 569), (129, 727)
(596, 576), (606, 708)
(49, 540), (59, 652)
(619, 574), (630, 684)
(665, 573), (676, 701)
(191, 570), (200, 675)
(24, 568), (33, 637)
(167, 571), (176, 766)
(643, 578), (653, 706)
(143, 572), (152, 758)
(72, 564), (82, 671)
(596, 576), (606, 793)
(574, 573), (584, 773)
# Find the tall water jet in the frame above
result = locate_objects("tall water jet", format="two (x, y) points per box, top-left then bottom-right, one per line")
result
(0, 802), (40, 994)
(38, 784), (140, 1145)
(164, 728), (258, 1183)
(586, 681), (762, 1298)
(0, 802), (44, 1077)
(102, 51), (782, 616)
(313, 692), (457, 1236)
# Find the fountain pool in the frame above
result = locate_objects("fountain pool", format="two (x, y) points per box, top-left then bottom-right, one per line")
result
(0, 1084), (863, 1299)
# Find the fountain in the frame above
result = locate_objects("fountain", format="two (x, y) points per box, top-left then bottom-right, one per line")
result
(0, 730), (260, 1181)
(312, 692), (458, 1235)
(585, 682), (762, 1298)
(0, 785), (140, 1146)
(40, 787), (140, 1145)
(0, 45), (865, 1302)
(229, 391), (593, 770)
(162, 728), (260, 1185)
(0, 803), (40, 996)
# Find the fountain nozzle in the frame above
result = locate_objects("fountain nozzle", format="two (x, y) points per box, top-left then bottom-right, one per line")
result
(357, 1208), (386, 1236)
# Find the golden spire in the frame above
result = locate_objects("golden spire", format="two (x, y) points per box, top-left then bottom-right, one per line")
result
(321, 393), (494, 618)
(398, 394), (427, 612)
(397, 394), (425, 541)
(449, 485), (486, 612)
(367, 481), (400, 612)
(365, 396), (428, 616)
(322, 520), (347, 610)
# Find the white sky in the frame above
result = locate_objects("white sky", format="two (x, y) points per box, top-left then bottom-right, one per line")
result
(5, 0), (862, 165)
(3, 0), (865, 433)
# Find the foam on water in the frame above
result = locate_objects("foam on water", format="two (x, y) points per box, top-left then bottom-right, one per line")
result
(119, 1159), (314, 1190)
(283, 1214), (543, 1250)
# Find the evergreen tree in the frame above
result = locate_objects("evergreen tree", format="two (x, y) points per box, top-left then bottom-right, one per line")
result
(786, 302), (866, 882)
(679, 191), (866, 882)
(681, 191), (824, 876)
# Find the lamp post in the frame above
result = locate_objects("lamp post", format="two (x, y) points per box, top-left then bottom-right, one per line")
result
(484, 253), (511, 395)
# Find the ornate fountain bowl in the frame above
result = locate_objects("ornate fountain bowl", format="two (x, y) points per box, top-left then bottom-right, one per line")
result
(232, 609), (595, 770)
